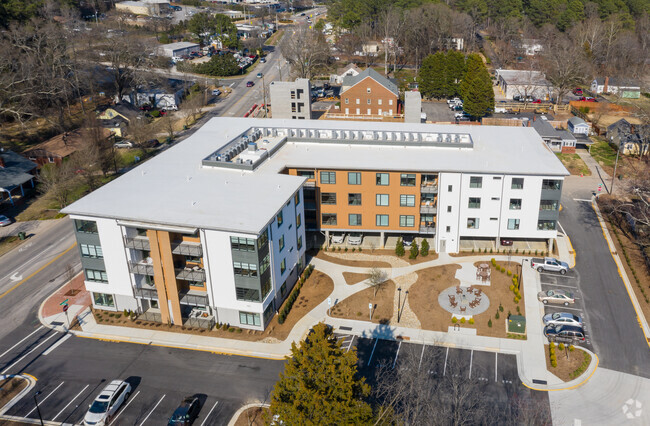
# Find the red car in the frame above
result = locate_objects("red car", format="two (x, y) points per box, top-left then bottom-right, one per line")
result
(532, 99), (542, 104)
(246, 81), (254, 87)
(579, 96), (597, 102)
(573, 88), (583, 96)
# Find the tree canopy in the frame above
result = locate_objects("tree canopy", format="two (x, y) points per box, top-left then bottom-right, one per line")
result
(459, 53), (494, 118)
(270, 323), (373, 425)
(190, 54), (240, 76)
(418, 51), (467, 99)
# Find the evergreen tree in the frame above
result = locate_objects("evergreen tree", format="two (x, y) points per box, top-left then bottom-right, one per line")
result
(409, 241), (419, 259)
(460, 53), (494, 118)
(417, 53), (447, 99)
(420, 239), (430, 256)
(270, 323), (373, 425)
(395, 238), (405, 257)
(445, 50), (467, 97)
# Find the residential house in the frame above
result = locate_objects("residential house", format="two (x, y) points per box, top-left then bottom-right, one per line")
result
(120, 79), (191, 111)
(0, 149), (38, 206)
(340, 68), (399, 117)
(330, 63), (362, 85)
(531, 117), (576, 153)
(520, 39), (543, 56)
(607, 119), (649, 155)
(590, 77), (641, 98)
(23, 128), (112, 167)
(496, 69), (553, 101)
(269, 79), (312, 120)
(96, 102), (141, 137)
(62, 118), (567, 331)
(567, 117), (590, 135)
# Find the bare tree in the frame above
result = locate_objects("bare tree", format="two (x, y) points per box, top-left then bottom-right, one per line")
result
(280, 26), (330, 79)
(541, 34), (588, 104)
(367, 267), (388, 297)
(100, 34), (155, 101)
(38, 162), (75, 208)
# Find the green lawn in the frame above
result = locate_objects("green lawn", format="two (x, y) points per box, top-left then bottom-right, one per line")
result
(589, 138), (618, 169)
(555, 153), (592, 176)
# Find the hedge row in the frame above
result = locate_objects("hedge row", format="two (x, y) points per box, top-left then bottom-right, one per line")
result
(278, 264), (315, 324)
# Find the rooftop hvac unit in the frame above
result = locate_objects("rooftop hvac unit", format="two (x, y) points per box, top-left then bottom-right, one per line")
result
(222, 154), (230, 162)
(236, 158), (243, 164)
(445, 135), (451, 143)
(248, 142), (258, 152)
(246, 159), (253, 165)
(454, 134), (460, 143)
(437, 134), (443, 142)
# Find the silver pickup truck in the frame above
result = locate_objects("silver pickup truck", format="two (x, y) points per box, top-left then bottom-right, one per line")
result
(531, 257), (569, 274)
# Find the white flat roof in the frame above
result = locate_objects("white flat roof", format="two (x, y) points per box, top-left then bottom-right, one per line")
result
(63, 118), (567, 233)
(161, 42), (200, 51)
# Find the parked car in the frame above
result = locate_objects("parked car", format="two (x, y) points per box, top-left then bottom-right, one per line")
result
(578, 96), (597, 102)
(537, 289), (575, 306)
(83, 380), (131, 426)
(257, 72), (263, 78)
(531, 257), (569, 274)
(544, 324), (586, 344)
(246, 81), (254, 87)
(331, 233), (345, 244)
(500, 238), (513, 246)
(142, 139), (160, 148)
(454, 111), (469, 119)
(212, 89), (221, 96)
(543, 312), (584, 328)
(113, 140), (134, 149)
(168, 396), (201, 425)
(260, 57), (266, 63)
(573, 88), (583, 96)
(447, 97), (461, 105)
(401, 234), (414, 247)
(532, 99), (542, 103)
(348, 233), (363, 245)
(0, 215), (12, 227)
(139, 104), (152, 111)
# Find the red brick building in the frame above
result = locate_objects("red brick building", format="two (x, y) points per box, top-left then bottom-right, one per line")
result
(340, 68), (399, 117)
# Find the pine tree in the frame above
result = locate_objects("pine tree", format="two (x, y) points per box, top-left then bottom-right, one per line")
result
(417, 53), (447, 99)
(445, 50), (466, 97)
(460, 53), (494, 119)
(395, 238), (405, 257)
(420, 239), (430, 256)
(270, 323), (372, 425)
(409, 241), (419, 259)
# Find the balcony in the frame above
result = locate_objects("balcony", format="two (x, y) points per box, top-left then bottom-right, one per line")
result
(180, 290), (209, 307)
(420, 203), (437, 214)
(183, 307), (215, 329)
(420, 225), (437, 235)
(124, 236), (150, 251)
(176, 266), (206, 282)
(134, 286), (158, 299)
(171, 240), (203, 257)
(129, 261), (154, 276)
(420, 184), (438, 194)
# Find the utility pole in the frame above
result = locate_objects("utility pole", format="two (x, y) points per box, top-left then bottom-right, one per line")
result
(610, 149), (620, 194)
(262, 75), (267, 117)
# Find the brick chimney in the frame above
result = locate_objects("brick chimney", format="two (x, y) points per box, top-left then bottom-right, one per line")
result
(604, 76), (609, 93)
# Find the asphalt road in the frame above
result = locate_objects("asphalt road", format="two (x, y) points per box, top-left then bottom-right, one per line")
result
(560, 176), (650, 378)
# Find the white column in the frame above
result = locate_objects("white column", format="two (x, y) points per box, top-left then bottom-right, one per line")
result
(380, 231), (385, 248)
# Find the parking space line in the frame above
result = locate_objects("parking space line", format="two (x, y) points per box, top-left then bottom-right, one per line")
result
(1, 331), (58, 374)
(0, 326), (45, 360)
(443, 347), (449, 377)
(26, 381), (65, 416)
(418, 345), (425, 370)
(109, 390), (140, 425)
(469, 350), (473, 379)
(200, 401), (219, 426)
(549, 306), (583, 311)
(367, 339), (378, 366)
(495, 353), (498, 382)
(540, 282), (578, 289)
(392, 342), (401, 369)
(139, 394), (165, 426)
(346, 336), (355, 352)
(52, 384), (89, 421)
(42, 333), (72, 356)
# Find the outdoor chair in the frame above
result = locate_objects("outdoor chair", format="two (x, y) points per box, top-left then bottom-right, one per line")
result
(450, 301), (458, 308)
(475, 289), (482, 296)
(456, 286), (463, 294)
(460, 306), (466, 313)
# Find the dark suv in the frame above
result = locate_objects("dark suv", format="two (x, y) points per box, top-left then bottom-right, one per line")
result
(544, 324), (586, 344)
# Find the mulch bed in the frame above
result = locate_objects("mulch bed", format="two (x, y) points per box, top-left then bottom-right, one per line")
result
(234, 406), (270, 426)
(0, 377), (27, 409)
(545, 345), (591, 382)
(342, 272), (371, 285)
(409, 265), (461, 332)
(330, 281), (395, 325)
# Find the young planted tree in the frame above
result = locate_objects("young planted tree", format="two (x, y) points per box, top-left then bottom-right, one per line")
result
(409, 241), (419, 260)
(420, 239), (430, 257)
(395, 237), (405, 257)
(367, 267), (388, 297)
(269, 323), (372, 425)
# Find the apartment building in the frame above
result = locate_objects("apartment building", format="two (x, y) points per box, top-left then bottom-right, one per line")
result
(63, 118), (567, 330)
(340, 68), (399, 117)
(269, 79), (311, 119)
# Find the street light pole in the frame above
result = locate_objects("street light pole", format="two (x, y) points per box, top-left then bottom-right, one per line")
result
(397, 287), (402, 322)
(34, 391), (44, 426)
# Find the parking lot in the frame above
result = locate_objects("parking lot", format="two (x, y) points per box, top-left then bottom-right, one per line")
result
(421, 101), (455, 122)
(538, 267), (593, 350)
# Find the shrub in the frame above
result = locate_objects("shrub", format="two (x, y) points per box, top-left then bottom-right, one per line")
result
(396, 238), (405, 257)
(535, 250), (538, 255)
(509, 284), (515, 291)
(420, 239), (429, 256)
(499, 303), (504, 312)
(351, 247), (356, 252)
(460, 317), (466, 324)
(228, 327), (235, 332)
(488, 318), (492, 327)
(356, 311), (362, 316)
(507, 310), (512, 317)
(409, 242), (419, 259)
(491, 258), (496, 266)
(358, 247), (363, 252)
(515, 248), (519, 254)
(514, 296), (519, 303)
(124, 309), (129, 317)
(490, 248), (493, 253)
(569, 345), (575, 351)
(558, 343), (565, 350)
(495, 311), (500, 319)
(551, 359), (557, 368)
(345, 247), (348, 252)
(236, 328), (243, 333)
(468, 318), (474, 324)
(472, 248), (475, 253)
(507, 270), (512, 276)
(452, 317), (458, 323)
(323, 246), (327, 251)
(516, 305), (521, 314)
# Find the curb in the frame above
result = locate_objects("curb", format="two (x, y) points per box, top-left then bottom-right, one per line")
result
(520, 346), (599, 392)
(227, 402), (270, 426)
(0, 373), (37, 416)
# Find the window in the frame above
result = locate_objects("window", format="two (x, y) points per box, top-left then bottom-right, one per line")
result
(400, 174), (416, 186)
(400, 215), (415, 227)
(279, 235), (285, 252)
(540, 200), (559, 211)
(542, 179), (562, 190)
(294, 192), (301, 205)
(93, 292), (114, 307)
(446, 226), (451, 232)
(400, 195), (415, 207)
(321, 192), (337, 205)
(508, 219), (520, 230)
(236, 288), (260, 302)
(367, 98), (371, 104)
(80, 244), (103, 259)
(290, 90), (296, 99)
(509, 199), (522, 210)
(469, 176), (483, 188)
(239, 311), (261, 326)
(258, 229), (268, 249)
(511, 178), (524, 189)
(349, 214), (362, 226)
(348, 172), (361, 185)
(447, 206), (452, 213)
(296, 213), (302, 229)
(280, 258), (286, 274)
(277, 211), (284, 227)
(389, 99), (393, 105)
(537, 220), (557, 230)
(86, 269), (108, 283)
(188, 280), (204, 288)
(448, 185), (453, 192)
(322, 213), (337, 225)
(320, 171), (336, 184)
(75, 220), (98, 234)
(345, 98), (349, 104)
(376, 173), (389, 186)
(493, 176), (502, 180)
(378, 99), (382, 105)
(367, 87), (371, 93)
(261, 277), (271, 299)
(356, 98), (360, 104)
(230, 237), (255, 252)
(348, 193), (362, 205)
(376, 194), (389, 206)
(280, 282), (287, 296)
(136, 228), (148, 236)
(233, 262), (258, 277)
(467, 218), (479, 229)
(468, 197), (481, 209)
(376, 214), (389, 227)
(297, 235), (303, 250)
(260, 254), (270, 275)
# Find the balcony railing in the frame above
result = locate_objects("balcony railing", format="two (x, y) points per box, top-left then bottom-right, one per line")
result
(138, 310), (163, 323)
(124, 236), (151, 251)
(180, 291), (209, 306)
(420, 184), (438, 194)
(420, 204), (437, 214)
(420, 225), (437, 235)
(183, 315), (215, 330)
(176, 267), (206, 282)
(134, 286), (158, 299)
(171, 241), (203, 257)
(129, 262), (155, 276)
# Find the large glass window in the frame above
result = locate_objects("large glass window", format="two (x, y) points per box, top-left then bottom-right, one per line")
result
(93, 292), (114, 307)
(236, 288), (260, 302)
(467, 218), (480, 229)
(537, 220), (557, 230)
(75, 220), (98, 234)
(348, 193), (362, 205)
(508, 219), (520, 230)
(258, 228), (268, 248)
(80, 244), (103, 259)
(239, 311), (261, 326)
(376, 194), (389, 206)
(348, 172), (361, 185)
(320, 171), (336, 184)
(399, 215), (415, 227)
(511, 178), (524, 189)
(86, 269), (108, 283)
(509, 199), (522, 210)
(468, 197), (481, 209)
(260, 254), (270, 275)
(469, 177), (483, 188)
(321, 192), (337, 205)
(297, 170), (315, 179)
(233, 262), (258, 277)
(230, 237), (255, 252)
(376, 173), (389, 186)
(321, 213), (337, 225)
(349, 214), (362, 226)
(542, 179), (562, 190)
(400, 195), (415, 207)
(540, 200), (559, 210)
(376, 214), (389, 227)
(262, 277), (271, 299)
(400, 174), (416, 186)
